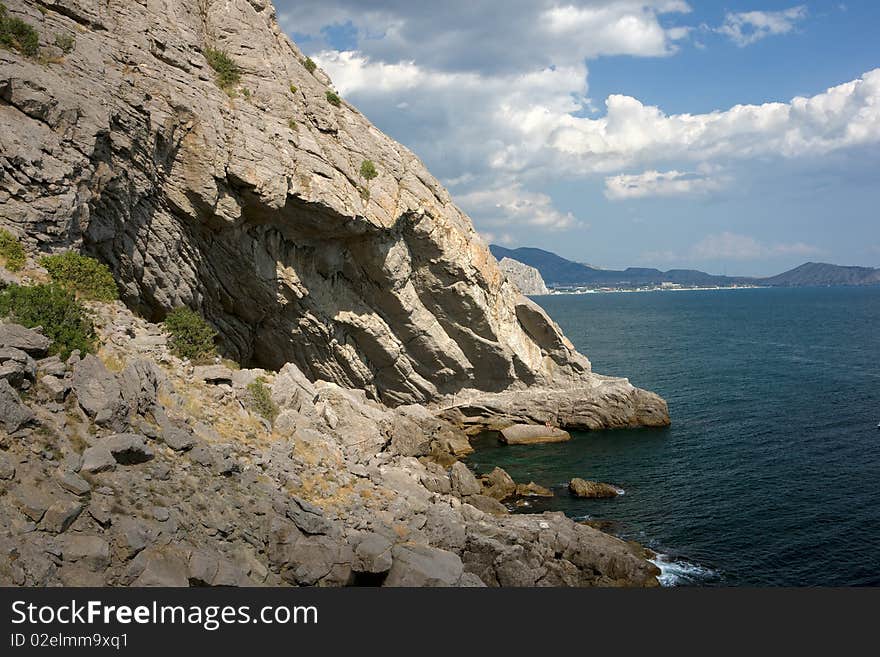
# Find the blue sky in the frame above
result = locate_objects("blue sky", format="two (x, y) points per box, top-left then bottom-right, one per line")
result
(275, 1), (880, 275)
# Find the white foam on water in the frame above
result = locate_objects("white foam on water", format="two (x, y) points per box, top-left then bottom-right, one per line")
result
(650, 554), (718, 587)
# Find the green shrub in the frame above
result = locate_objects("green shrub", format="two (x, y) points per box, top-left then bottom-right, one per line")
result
(204, 46), (241, 89)
(360, 160), (378, 181)
(288, 118), (298, 132)
(163, 307), (217, 362)
(326, 90), (341, 107)
(303, 57), (316, 74)
(0, 284), (95, 358)
(54, 32), (74, 54)
(40, 252), (118, 302)
(358, 185), (370, 203)
(0, 3), (40, 58)
(289, 83), (297, 94)
(246, 377), (278, 424)
(0, 229), (26, 271)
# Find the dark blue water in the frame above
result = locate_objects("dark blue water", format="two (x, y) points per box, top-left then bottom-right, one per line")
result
(467, 287), (880, 586)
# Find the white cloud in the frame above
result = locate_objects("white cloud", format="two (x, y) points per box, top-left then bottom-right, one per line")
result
(455, 184), (584, 232)
(604, 168), (725, 199)
(717, 6), (808, 47)
(691, 232), (821, 260)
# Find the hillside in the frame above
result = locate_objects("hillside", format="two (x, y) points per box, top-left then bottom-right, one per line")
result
(490, 246), (751, 288)
(492, 247), (880, 289)
(761, 262), (880, 287)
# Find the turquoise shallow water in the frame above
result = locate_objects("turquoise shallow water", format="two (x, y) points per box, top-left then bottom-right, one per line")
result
(466, 287), (880, 586)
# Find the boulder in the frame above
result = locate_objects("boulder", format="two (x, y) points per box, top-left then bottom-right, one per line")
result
(102, 434), (154, 465)
(55, 471), (91, 496)
(0, 453), (15, 480)
(81, 446), (117, 474)
(515, 482), (554, 498)
(466, 494), (509, 515)
(72, 355), (130, 431)
(132, 547), (190, 587)
(12, 484), (54, 522)
(384, 544), (465, 587)
(0, 324), (50, 356)
(40, 374), (69, 402)
(41, 500), (83, 534)
(0, 378), (33, 432)
(193, 365), (234, 385)
(161, 426), (196, 452)
(352, 533), (394, 574)
(62, 535), (111, 572)
(449, 461), (481, 497)
(569, 478), (621, 499)
(499, 423), (571, 445)
(119, 359), (164, 415)
(480, 466), (517, 500)
(0, 347), (36, 388)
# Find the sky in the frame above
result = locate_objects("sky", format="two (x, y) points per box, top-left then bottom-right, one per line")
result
(274, 1), (880, 276)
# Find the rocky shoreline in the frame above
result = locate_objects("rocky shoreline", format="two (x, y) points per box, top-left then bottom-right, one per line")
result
(0, 0), (669, 587)
(0, 256), (664, 587)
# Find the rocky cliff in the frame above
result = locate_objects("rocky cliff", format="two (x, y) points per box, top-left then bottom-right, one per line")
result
(499, 257), (550, 296)
(0, 0), (667, 426)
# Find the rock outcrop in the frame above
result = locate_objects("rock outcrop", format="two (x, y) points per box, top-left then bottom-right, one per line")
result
(0, 299), (660, 587)
(0, 0), (667, 425)
(498, 258), (550, 296)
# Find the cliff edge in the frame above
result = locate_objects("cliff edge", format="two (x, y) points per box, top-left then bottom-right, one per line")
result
(0, 0), (667, 427)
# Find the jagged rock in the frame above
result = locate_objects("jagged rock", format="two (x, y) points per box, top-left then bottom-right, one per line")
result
(132, 547), (190, 587)
(515, 482), (554, 498)
(0, 379), (33, 432)
(0, 324), (50, 356)
(569, 478), (621, 499)
(37, 356), (66, 378)
(11, 484), (53, 522)
(384, 544), (465, 587)
(81, 447), (117, 474)
(102, 434), (154, 465)
(420, 462), (452, 494)
(352, 533), (393, 574)
(450, 461), (481, 497)
(480, 467), (517, 500)
(40, 374), (69, 402)
(119, 359), (164, 415)
(465, 494), (508, 515)
(55, 470), (91, 496)
(41, 500), (83, 533)
(0, 347), (36, 388)
(62, 535), (111, 572)
(161, 427), (196, 452)
(0, 453), (15, 480)
(499, 423), (571, 445)
(498, 257), (550, 295)
(71, 355), (130, 431)
(193, 365), (234, 385)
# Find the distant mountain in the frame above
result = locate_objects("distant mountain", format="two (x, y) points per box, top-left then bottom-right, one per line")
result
(490, 246), (880, 290)
(761, 262), (880, 287)
(489, 246), (751, 288)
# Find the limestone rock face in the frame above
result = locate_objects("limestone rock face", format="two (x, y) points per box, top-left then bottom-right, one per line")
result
(498, 258), (550, 296)
(0, 0), (665, 419)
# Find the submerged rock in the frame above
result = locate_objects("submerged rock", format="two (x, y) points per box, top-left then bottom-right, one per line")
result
(569, 478), (622, 499)
(499, 423), (571, 445)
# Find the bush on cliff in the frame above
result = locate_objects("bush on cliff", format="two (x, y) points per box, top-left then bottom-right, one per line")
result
(326, 91), (341, 107)
(303, 57), (316, 74)
(0, 3), (40, 58)
(0, 229), (26, 272)
(163, 307), (217, 362)
(245, 377), (279, 424)
(360, 160), (378, 181)
(204, 46), (240, 90)
(0, 284), (96, 358)
(40, 252), (118, 302)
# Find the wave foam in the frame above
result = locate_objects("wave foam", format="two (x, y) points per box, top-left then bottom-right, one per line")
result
(650, 554), (718, 586)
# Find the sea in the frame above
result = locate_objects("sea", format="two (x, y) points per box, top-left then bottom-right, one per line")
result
(466, 286), (880, 586)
